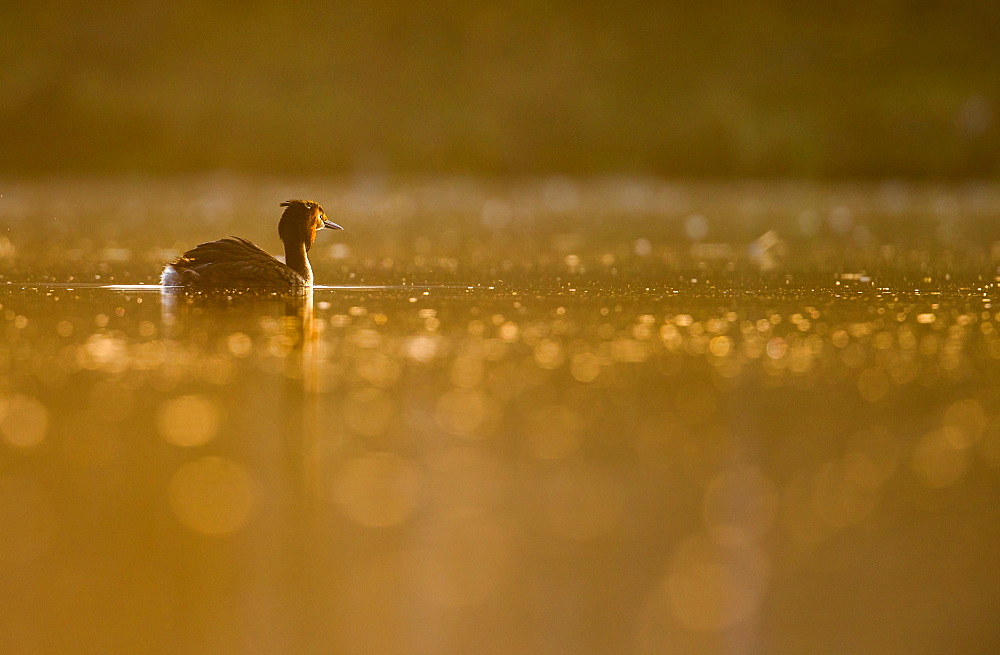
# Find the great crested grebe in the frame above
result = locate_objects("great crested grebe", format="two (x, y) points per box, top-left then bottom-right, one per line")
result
(161, 200), (342, 289)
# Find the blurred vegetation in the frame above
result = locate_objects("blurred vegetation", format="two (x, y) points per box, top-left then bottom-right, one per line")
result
(1, 0), (998, 177)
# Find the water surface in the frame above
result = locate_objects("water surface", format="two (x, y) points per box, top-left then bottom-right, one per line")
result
(2, 179), (999, 653)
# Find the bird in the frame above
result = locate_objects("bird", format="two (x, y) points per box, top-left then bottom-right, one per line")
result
(161, 200), (342, 289)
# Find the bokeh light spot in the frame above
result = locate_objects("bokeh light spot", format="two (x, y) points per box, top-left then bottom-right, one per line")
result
(435, 389), (486, 438)
(0, 395), (49, 449)
(570, 352), (603, 382)
(941, 398), (986, 448)
(226, 331), (253, 357)
(703, 466), (778, 543)
(156, 394), (221, 447)
(664, 533), (770, 631)
(912, 430), (969, 488)
(684, 214), (709, 240)
(534, 339), (565, 369)
(858, 368), (890, 403)
(357, 352), (403, 388)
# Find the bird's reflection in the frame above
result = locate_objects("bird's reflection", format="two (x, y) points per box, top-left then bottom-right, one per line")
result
(159, 287), (325, 498)
(284, 292), (315, 380)
(160, 288), (310, 343)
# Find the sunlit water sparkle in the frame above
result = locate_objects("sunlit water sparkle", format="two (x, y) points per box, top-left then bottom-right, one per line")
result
(1, 179), (999, 654)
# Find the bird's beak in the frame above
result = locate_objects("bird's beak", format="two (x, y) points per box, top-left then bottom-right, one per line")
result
(322, 219), (344, 230)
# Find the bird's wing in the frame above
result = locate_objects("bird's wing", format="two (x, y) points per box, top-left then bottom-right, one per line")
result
(168, 237), (306, 287)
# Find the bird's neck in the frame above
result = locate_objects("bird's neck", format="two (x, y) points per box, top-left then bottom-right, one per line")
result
(283, 239), (313, 285)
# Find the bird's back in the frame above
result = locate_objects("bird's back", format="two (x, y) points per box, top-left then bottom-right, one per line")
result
(161, 237), (307, 288)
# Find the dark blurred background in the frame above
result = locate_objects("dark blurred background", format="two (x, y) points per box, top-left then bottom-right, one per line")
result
(1, 0), (998, 177)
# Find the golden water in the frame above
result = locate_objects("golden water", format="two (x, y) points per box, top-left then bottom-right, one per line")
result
(1, 179), (999, 653)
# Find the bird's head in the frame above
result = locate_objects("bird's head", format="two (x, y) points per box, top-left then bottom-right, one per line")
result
(278, 199), (343, 249)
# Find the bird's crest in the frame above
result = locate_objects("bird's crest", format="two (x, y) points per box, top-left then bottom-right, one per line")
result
(280, 199), (315, 209)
